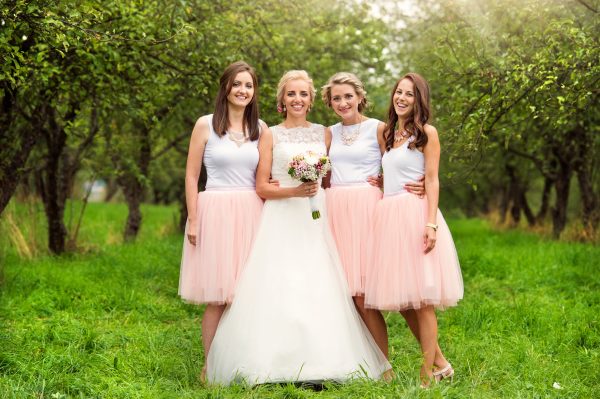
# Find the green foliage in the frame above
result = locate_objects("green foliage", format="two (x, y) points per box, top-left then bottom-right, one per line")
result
(388, 0), (599, 235)
(1, 204), (599, 397)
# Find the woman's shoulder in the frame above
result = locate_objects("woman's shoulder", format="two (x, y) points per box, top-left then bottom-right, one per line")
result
(195, 114), (212, 124)
(423, 124), (438, 138)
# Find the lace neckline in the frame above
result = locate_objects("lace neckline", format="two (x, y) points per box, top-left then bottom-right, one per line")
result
(272, 123), (324, 144)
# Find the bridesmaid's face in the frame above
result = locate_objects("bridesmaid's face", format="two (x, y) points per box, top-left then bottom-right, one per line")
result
(227, 71), (255, 108)
(330, 84), (362, 122)
(283, 79), (311, 118)
(393, 78), (415, 119)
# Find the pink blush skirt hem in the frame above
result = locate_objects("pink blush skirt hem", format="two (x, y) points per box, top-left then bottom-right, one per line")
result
(178, 190), (263, 305)
(365, 193), (463, 311)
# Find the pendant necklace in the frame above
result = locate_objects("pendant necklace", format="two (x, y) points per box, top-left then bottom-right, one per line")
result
(340, 119), (362, 146)
(228, 130), (248, 147)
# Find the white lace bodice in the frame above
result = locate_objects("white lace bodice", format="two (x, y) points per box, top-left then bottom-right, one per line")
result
(270, 124), (327, 187)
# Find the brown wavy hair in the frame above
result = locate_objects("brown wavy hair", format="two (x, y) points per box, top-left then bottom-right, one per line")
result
(213, 61), (260, 141)
(384, 73), (431, 151)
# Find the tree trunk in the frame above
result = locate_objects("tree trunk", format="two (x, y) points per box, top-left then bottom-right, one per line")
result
(0, 84), (40, 215)
(536, 176), (553, 224)
(120, 124), (152, 241)
(104, 178), (119, 202)
(518, 190), (535, 227)
(0, 132), (38, 214)
(577, 166), (598, 236)
(506, 164), (521, 225)
(120, 175), (144, 241)
(499, 185), (510, 223)
(38, 108), (70, 254)
(572, 125), (598, 237)
(551, 160), (572, 239)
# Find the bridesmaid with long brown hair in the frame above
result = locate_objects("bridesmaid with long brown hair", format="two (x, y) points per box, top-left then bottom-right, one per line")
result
(365, 73), (463, 387)
(178, 61), (265, 380)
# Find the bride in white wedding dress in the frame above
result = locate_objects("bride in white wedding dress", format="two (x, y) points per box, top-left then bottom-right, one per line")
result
(206, 70), (391, 385)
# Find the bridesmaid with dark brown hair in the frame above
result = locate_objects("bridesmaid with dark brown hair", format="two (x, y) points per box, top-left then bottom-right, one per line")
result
(366, 72), (464, 387)
(178, 61), (265, 380)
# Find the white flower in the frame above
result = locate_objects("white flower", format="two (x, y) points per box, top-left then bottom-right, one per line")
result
(1, 19), (5, 26)
(305, 155), (318, 165)
(22, 35), (27, 41)
(552, 382), (563, 390)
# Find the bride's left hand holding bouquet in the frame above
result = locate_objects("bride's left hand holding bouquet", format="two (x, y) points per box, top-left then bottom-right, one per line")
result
(288, 151), (331, 219)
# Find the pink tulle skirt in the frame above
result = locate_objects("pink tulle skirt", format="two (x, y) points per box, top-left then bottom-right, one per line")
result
(365, 193), (463, 311)
(326, 185), (382, 295)
(178, 189), (263, 305)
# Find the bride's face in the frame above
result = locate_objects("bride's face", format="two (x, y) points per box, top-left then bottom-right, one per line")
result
(283, 79), (311, 118)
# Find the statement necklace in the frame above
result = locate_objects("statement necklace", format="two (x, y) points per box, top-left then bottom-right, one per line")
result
(340, 120), (362, 146)
(228, 130), (248, 147)
(394, 129), (411, 143)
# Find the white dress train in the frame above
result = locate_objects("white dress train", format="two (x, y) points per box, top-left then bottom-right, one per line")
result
(207, 124), (390, 385)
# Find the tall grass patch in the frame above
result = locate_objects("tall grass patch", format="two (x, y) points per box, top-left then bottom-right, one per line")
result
(0, 206), (598, 398)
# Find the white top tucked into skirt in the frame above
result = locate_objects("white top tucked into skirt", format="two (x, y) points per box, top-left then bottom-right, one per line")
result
(329, 118), (381, 186)
(382, 136), (424, 196)
(204, 114), (259, 190)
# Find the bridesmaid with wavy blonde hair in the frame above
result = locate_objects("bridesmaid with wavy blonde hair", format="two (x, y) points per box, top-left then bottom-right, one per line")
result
(321, 72), (425, 359)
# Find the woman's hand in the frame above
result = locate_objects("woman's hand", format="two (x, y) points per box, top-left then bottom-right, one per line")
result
(405, 175), (426, 198)
(295, 181), (319, 197)
(424, 226), (436, 254)
(367, 174), (383, 188)
(187, 219), (198, 246)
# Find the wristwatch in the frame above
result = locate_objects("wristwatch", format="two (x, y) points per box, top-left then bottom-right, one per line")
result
(426, 223), (438, 231)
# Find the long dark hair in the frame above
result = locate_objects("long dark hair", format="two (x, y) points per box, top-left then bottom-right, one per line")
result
(384, 73), (431, 151)
(212, 61), (260, 141)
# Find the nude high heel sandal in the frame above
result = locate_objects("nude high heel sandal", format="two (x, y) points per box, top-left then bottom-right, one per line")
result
(433, 363), (454, 383)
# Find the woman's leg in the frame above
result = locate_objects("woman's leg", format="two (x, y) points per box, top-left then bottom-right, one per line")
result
(353, 296), (389, 358)
(400, 308), (449, 369)
(414, 306), (438, 385)
(201, 304), (226, 366)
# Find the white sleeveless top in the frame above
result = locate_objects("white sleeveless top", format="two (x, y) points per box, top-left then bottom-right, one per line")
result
(203, 114), (260, 190)
(382, 136), (425, 196)
(329, 118), (382, 186)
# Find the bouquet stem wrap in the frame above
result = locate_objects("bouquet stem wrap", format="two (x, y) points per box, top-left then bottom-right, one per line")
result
(309, 196), (320, 220)
(288, 151), (331, 220)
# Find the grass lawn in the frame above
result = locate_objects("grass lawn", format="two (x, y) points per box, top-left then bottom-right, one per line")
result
(0, 202), (598, 398)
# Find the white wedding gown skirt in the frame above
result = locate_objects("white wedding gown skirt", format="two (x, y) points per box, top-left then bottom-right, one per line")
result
(207, 189), (390, 384)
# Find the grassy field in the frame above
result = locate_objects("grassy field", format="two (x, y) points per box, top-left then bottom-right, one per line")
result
(0, 202), (598, 398)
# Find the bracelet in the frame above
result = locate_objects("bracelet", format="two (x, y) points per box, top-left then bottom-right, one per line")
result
(426, 223), (438, 231)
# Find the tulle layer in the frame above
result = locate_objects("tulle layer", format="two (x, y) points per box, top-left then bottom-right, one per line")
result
(365, 193), (463, 311)
(325, 185), (382, 295)
(207, 189), (391, 385)
(178, 190), (263, 305)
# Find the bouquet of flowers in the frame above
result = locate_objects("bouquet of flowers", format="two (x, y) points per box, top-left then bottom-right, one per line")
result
(288, 151), (331, 219)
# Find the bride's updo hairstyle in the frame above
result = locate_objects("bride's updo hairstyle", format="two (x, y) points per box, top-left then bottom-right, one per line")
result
(276, 70), (316, 118)
(321, 72), (368, 113)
